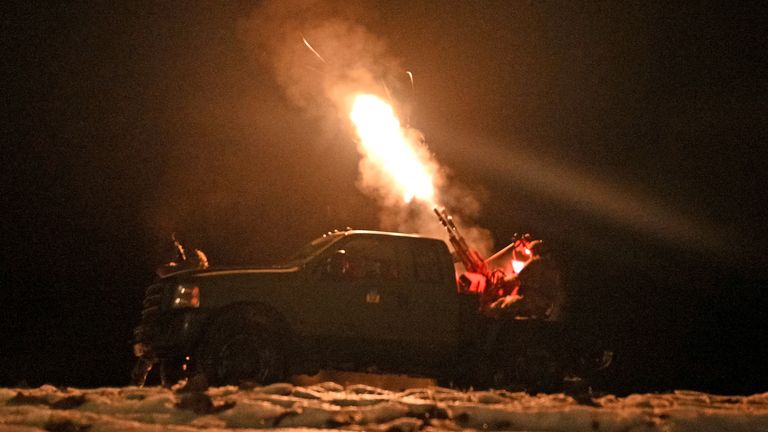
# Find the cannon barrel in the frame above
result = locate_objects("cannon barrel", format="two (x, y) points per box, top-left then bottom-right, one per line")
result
(433, 208), (487, 275)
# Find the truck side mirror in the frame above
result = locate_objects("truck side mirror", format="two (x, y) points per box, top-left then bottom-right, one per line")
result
(324, 249), (350, 279)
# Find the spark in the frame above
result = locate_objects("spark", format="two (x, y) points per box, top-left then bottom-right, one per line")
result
(406, 71), (414, 90)
(301, 34), (327, 64)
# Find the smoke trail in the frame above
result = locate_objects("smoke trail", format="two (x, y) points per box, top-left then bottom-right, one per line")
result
(240, 1), (396, 114)
(239, 0), (493, 254)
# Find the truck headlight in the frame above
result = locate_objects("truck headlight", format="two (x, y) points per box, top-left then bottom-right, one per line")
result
(172, 284), (200, 308)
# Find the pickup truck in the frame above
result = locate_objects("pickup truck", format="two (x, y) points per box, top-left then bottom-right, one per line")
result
(132, 229), (601, 390)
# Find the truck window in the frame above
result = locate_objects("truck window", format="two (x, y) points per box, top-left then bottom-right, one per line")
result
(284, 233), (342, 265)
(339, 237), (400, 280)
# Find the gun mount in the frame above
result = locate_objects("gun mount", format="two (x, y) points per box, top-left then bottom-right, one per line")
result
(433, 208), (562, 321)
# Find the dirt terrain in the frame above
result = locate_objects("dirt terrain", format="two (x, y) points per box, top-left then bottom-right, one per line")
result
(2, 378), (767, 432)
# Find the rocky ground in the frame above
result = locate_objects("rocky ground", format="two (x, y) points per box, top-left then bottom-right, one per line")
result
(2, 379), (767, 432)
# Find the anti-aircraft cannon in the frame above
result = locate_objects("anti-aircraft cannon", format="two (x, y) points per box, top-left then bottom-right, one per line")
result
(434, 207), (564, 321)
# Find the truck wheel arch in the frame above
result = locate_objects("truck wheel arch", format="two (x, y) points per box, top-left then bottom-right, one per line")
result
(195, 301), (294, 385)
(206, 301), (291, 332)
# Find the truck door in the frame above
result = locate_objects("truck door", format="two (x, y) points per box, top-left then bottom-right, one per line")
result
(399, 239), (461, 348)
(361, 237), (462, 371)
(324, 236), (461, 347)
(300, 235), (460, 370)
(302, 235), (406, 343)
(331, 236), (406, 341)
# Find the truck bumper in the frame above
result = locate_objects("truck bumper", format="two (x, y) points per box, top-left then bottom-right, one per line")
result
(133, 309), (207, 360)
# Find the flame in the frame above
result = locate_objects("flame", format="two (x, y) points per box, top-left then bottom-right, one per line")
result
(349, 94), (436, 205)
(512, 260), (527, 274)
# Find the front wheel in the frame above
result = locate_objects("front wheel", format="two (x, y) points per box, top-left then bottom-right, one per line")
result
(196, 309), (286, 386)
(215, 333), (283, 385)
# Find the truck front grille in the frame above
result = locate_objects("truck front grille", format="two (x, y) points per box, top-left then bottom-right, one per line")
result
(134, 282), (167, 344)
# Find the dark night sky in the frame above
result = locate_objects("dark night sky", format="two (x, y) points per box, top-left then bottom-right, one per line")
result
(3, 1), (766, 393)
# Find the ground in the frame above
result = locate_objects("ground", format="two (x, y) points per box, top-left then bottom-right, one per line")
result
(2, 376), (766, 432)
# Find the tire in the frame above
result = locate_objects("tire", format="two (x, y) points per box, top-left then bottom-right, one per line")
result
(489, 351), (563, 393)
(196, 305), (287, 386)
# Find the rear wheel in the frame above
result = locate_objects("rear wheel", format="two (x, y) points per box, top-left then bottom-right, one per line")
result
(488, 351), (564, 393)
(197, 306), (287, 386)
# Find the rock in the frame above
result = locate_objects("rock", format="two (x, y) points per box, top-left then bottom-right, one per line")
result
(43, 420), (91, 432)
(51, 395), (87, 410)
(175, 392), (236, 415)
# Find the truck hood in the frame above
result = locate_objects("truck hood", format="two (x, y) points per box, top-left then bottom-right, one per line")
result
(158, 265), (301, 280)
(193, 266), (301, 278)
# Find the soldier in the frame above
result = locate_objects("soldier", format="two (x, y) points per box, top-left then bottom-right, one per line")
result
(135, 234), (209, 386)
(482, 239), (564, 321)
(155, 234), (209, 278)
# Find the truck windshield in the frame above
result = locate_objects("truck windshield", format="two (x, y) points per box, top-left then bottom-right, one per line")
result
(281, 234), (343, 266)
